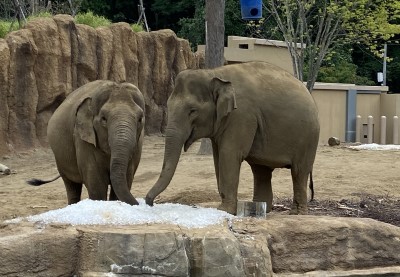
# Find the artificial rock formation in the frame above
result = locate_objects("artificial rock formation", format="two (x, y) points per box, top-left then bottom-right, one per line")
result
(0, 15), (200, 155)
(1, 216), (400, 276)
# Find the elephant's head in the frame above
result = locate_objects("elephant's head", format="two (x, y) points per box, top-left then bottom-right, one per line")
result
(145, 70), (236, 205)
(75, 81), (145, 205)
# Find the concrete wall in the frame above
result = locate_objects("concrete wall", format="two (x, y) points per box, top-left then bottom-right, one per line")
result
(224, 36), (295, 74)
(380, 93), (400, 144)
(198, 36), (299, 75)
(312, 88), (347, 144)
(357, 94), (381, 143)
(311, 83), (392, 145)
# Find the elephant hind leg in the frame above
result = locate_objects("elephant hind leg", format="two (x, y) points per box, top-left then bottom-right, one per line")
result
(290, 166), (310, 215)
(250, 164), (273, 213)
(62, 177), (83, 205)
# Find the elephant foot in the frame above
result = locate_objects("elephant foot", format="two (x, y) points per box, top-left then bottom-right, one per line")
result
(145, 196), (154, 206)
(218, 201), (237, 215)
(289, 202), (308, 215)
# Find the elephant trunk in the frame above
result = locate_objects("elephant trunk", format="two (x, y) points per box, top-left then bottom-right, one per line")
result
(109, 118), (139, 205)
(145, 126), (185, 205)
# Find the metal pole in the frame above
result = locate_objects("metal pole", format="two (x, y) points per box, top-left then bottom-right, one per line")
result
(383, 43), (387, 86)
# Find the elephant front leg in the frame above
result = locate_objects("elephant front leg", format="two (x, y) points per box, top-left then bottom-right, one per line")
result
(62, 176), (83, 205)
(80, 164), (110, 201)
(250, 164), (273, 213)
(217, 150), (242, 215)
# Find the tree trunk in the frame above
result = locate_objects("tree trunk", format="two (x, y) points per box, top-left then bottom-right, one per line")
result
(198, 0), (225, 155)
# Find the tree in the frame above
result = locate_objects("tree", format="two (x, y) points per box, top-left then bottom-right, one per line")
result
(263, 0), (400, 92)
(197, 0), (225, 155)
(178, 0), (247, 49)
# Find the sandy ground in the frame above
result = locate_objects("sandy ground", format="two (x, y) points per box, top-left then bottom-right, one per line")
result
(1, 136), (400, 222)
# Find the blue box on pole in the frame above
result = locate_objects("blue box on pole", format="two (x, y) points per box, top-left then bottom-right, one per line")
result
(240, 0), (262, 20)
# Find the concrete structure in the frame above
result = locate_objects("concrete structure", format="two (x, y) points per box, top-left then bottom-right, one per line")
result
(198, 36), (400, 144)
(311, 83), (393, 144)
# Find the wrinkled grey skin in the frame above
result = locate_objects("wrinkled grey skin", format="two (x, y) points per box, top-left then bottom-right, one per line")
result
(146, 62), (320, 215)
(47, 80), (145, 205)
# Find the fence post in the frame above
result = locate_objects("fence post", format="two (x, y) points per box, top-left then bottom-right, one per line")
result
(380, 116), (386, 145)
(356, 115), (361, 142)
(367, 116), (373, 144)
(394, 116), (399, 145)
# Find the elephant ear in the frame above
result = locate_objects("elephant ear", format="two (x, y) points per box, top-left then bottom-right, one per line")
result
(75, 97), (97, 147)
(211, 77), (237, 127)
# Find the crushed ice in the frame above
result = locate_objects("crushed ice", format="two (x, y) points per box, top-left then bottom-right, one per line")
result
(348, 143), (400, 151)
(6, 199), (233, 228)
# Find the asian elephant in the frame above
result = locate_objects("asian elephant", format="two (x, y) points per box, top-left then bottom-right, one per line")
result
(145, 61), (320, 215)
(28, 80), (145, 205)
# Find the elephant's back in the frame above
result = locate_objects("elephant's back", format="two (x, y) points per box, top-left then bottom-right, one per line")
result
(221, 62), (319, 160)
(219, 61), (317, 116)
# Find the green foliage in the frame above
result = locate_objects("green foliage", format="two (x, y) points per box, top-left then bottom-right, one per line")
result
(177, 0), (247, 48)
(0, 20), (18, 38)
(317, 61), (375, 85)
(75, 11), (111, 28)
(353, 44), (400, 92)
(130, 23), (143, 32)
(263, 0), (400, 91)
(152, 0), (197, 16)
(27, 11), (52, 21)
(80, 0), (111, 17)
(337, 1), (400, 56)
(177, 2), (205, 47)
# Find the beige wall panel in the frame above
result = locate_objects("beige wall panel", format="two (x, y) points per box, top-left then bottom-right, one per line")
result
(380, 93), (400, 144)
(312, 89), (346, 144)
(356, 94), (381, 143)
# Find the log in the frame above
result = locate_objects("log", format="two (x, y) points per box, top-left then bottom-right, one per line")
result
(237, 201), (267, 218)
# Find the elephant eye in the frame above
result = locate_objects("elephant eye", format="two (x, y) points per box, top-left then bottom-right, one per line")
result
(189, 108), (197, 116)
(101, 116), (107, 126)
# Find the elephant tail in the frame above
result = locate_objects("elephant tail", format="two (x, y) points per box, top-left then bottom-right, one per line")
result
(309, 171), (314, 201)
(26, 175), (61, 186)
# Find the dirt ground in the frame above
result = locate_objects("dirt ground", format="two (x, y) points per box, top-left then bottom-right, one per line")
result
(1, 136), (400, 226)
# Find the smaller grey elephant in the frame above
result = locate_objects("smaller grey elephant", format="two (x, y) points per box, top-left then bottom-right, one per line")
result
(27, 80), (145, 205)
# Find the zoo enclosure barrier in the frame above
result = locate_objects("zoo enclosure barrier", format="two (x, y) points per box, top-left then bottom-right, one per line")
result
(356, 115), (399, 145)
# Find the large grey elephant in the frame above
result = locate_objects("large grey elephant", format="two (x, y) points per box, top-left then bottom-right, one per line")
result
(28, 80), (145, 205)
(145, 61), (320, 215)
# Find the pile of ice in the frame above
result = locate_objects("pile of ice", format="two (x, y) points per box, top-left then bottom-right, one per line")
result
(7, 199), (233, 228)
(348, 143), (400, 151)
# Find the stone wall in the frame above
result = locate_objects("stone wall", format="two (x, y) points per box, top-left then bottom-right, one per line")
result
(0, 15), (200, 155)
(2, 216), (400, 276)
